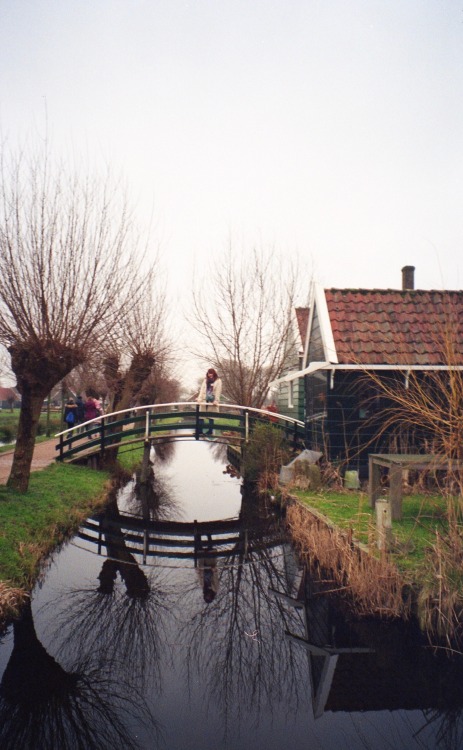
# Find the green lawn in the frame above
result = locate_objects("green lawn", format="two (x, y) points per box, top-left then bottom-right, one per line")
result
(0, 409), (63, 447)
(0, 462), (110, 590)
(293, 488), (451, 582)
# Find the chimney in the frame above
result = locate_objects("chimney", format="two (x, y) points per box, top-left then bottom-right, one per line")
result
(401, 265), (415, 291)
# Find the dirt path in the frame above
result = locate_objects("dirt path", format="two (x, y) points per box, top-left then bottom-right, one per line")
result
(0, 440), (58, 484)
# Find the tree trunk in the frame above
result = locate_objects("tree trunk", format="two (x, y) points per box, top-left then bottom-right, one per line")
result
(7, 386), (47, 492)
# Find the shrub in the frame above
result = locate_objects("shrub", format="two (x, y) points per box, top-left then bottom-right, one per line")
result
(242, 422), (290, 486)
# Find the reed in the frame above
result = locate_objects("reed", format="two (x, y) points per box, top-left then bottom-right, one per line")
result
(417, 497), (463, 649)
(287, 502), (410, 618)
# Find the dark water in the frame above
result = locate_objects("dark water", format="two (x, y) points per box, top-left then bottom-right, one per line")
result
(1, 441), (463, 750)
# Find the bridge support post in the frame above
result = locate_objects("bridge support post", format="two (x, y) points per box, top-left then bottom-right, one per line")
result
(100, 417), (106, 461)
(145, 409), (151, 439)
(57, 434), (64, 461)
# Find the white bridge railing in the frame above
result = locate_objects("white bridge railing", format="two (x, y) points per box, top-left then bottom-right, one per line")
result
(55, 402), (305, 461)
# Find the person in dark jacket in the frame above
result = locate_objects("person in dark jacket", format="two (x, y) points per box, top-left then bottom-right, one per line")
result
(75, 395), (85, 425)
(63, 398), (78, 430)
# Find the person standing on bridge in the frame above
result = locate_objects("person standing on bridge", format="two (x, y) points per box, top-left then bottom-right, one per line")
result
(197, 367), (222, 436)
(75, 395), (85, 432)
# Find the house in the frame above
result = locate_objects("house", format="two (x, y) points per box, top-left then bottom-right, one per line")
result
(0, 386), (21, 410)
(275, 306), (309, 422)
(276, 266), (463, 474)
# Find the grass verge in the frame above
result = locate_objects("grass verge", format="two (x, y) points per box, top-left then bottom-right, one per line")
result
(0, 461), (110, 622)
(290, 487), (463, 648)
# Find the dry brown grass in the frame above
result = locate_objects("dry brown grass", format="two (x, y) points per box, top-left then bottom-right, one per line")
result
(417, 501), (463, 650)
(287, 501), (410, 618)
(0, 581), (28, 624)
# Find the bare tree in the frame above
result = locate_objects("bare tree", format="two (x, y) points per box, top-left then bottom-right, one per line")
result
(0, 143), (151, 490)
(101, 272), (175, 412)
(190, 245), (301, 408)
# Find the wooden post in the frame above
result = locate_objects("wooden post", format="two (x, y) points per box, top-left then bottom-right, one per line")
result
(57, 433), (64, 461)
(369, 456), (382, 508)
(100, 417), (105, 460)
(389, 464), (403, 520)
(375, 498), (392, 550)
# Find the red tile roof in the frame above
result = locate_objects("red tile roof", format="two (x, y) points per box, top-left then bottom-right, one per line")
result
(0, 388), (20, 405)
(295, 307), (309, 344)
(325, 289), (463, 366)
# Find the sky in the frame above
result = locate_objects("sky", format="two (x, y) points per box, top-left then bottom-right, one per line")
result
(1, 0), (462, 386)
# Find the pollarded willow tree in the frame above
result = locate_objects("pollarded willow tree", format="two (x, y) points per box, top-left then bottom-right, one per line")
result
(102, 271), (176, 413)
(0, 144), (152, 490)
(190, 245), (302, 408)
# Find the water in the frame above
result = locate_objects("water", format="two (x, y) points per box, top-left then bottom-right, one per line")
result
(1, 441), (463, 749)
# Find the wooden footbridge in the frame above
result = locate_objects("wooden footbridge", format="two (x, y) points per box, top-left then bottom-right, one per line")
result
(55, 402), (306, 463)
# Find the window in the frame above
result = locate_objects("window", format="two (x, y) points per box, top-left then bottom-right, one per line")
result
(288, 380), (294, 409)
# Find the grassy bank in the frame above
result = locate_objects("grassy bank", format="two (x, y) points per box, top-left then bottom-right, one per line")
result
(292, 488), (447, 582)
(0, 461), (110, 622)
(289, 487), (463, 648)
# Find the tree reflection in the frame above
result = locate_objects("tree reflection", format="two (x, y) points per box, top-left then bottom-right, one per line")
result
(122, 454), (180, 521)
(0, 600), (157, 750)
(48, 492), (176, 688)
(178, 493), (310, 735)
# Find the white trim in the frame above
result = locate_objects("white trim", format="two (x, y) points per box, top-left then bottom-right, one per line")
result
(272, 362), (463, 386)
(272, 361), (331, 385)
(302, 282), (316, 368)
(315, 284), (338, 364)
(288, 379), (294, 408)
(292, 307), (304, 353)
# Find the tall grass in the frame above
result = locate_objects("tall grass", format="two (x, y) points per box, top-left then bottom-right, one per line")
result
(287, 502), (409, 618)
(417, 497), (463, 650)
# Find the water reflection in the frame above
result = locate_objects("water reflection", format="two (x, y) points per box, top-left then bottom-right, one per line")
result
(2, 442), (463, 749)
(48, 492), (175, 692)
(0, 599), (158, 750)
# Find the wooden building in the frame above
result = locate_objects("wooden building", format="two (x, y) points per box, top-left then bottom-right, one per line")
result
(275, 306), (308, 422)
(276, 267), (463, 475)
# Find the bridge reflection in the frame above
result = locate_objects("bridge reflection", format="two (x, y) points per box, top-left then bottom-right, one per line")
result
(78, 505), (287, 565)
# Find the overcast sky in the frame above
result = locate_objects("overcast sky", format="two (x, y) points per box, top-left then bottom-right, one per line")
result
(1, 1), (462, 384)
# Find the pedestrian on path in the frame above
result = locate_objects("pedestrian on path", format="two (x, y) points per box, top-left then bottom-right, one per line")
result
(63, 398), (78, 430)
(75, 395), (85, 426)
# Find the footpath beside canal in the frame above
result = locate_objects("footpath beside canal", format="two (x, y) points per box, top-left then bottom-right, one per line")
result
(0, 440), (58, 484)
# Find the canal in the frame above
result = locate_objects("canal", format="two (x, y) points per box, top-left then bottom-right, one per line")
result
(1, 441), (463, 749)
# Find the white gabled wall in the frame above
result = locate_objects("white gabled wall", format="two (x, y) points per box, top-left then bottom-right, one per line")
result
(313, 283), (338, 364)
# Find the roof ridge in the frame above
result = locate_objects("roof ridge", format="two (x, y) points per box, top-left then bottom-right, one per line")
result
(325, 287), (463, 293)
